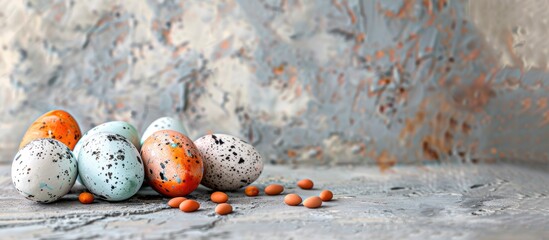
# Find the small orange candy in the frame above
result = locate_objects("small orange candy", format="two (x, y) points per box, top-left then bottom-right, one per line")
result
(79, 192), (94, 204)
(168, 197), (187, 208)
(284, 194), (302, 206)
(297, 179), (314, 190)
(265, 184), (284, 195)
(319, 190), (333, 201)
(179, 199), (200, 212)
(211, 192), (229, 203)
(215, 203), (233, 215)
(245, 186), (259, 197)
(303, 196), (323, 209)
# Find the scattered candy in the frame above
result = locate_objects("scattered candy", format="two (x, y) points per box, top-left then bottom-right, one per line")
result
(179, 199), (200, 212)
(265, 184), (284, 195)
(284, 194), (302, 206)
(215, 203), (233, 215)
(168, 197), (187, 208)
(211, 191), (229, 203)
(319, 190), (333, 201)
(245, 186), (259, 197)
(297, 179), (314, 190)
(79, 192), (94, 204)
(303, 196), (323, 209)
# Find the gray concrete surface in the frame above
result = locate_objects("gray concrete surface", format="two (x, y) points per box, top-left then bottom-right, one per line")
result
(1, 163), (548, 239)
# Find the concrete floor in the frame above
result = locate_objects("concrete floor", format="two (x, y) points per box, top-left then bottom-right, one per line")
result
(0, 163), (548, 240)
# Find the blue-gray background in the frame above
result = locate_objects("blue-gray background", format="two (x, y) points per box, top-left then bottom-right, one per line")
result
(1, 0), (548, 167)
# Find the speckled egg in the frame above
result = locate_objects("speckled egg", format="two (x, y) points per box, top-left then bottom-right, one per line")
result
(140, 130), (203, 197)
(78, 133), (144, 201)
(19, 110), (82, 150)
(12, 139), (77, 203)
(74, 121), (140, 159)
(140, 117), (187, 145)
(194, 134), (263, 191)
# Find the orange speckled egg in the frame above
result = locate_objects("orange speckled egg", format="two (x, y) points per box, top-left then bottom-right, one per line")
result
(19, 110), (82, 150)
(140, 130), (203, 197)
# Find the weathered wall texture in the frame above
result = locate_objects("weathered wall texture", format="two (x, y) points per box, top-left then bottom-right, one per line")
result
(466, 0), (549, 165)
(0, 0), (547, 167)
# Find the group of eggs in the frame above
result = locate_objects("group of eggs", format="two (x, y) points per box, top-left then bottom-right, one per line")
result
(11, 110), (264, 203)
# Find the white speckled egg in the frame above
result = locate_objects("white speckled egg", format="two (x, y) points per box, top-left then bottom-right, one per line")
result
(74, 121), (140, 158)
(194, 134), (263, 191)
(12, 139), (77, 203)
(78, 133), (144, 201)
(140, 117), (187, 145)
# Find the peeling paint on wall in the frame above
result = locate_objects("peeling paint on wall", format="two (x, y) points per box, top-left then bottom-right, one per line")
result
(0, 0), (547, 167)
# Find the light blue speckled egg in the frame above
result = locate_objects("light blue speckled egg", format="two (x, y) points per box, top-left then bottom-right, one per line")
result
(78, 133), (144, 201)
(12, 139), (77, 203)
(140, 117), (187, 145)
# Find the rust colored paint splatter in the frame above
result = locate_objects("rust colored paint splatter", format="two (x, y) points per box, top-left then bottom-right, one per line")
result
(375, 50), (385, 60)
(376, 150), (396, 171)
(540, 111), (549, 126)
(342, 0), (356, 24)
(536, 98), (548, 112)
(521, 98), (532, 112)
(5, 0), (547, 168)
(141, 130), (204, 197)
(287, 150), (297, 158)
(19, 110), (82, 150)
(382, 0), (415, 19)
(273, 64), (285, 75)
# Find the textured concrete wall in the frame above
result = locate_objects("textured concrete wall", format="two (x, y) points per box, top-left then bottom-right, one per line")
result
(466, 0), (549, 165)
(1, 0), (547, 167)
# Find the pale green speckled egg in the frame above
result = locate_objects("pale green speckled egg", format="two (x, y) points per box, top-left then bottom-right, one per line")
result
(78, 133), (144, 201)
(73, 121), (140, 158)
(140, 117), (187, 145)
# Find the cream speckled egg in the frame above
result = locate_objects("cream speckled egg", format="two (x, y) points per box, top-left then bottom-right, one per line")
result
(194, 134), (263, 191)
(140, 117), (187, 145)
(12, 139), (77, 203)
(78, 133), (144, 201)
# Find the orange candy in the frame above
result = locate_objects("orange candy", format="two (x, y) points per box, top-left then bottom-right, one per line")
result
(78, 192), (94, 204)
(179, 199), (200, 212)
(319, 190), (333, 201)
(245, 186), (259, 197)
(211, 192), (229, 203)
(297, 179), (314, 190)
(303, 196), (323, 208)
(265, 184), (284, 195)
(141, 130), (204, 197)
(284, 194), (302, 206)
(168, 197), (187, 208)
(215, 203), (233, 215)
(20, 110), (82, 150)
